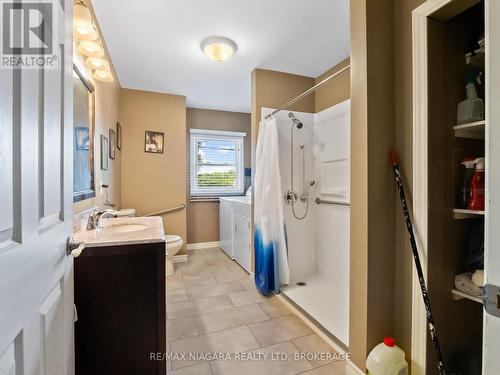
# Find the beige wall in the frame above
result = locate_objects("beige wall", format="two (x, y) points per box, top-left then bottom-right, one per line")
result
(73, 2), (121, 217)
(186, 108), (251, 244)
(251, 69), (316, 170)
(120, 89), (187, 246)
(315, 58), (351, 112)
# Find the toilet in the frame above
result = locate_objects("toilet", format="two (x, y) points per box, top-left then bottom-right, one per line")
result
(117, 208), (184, 277)
(165, 235), (184, 277)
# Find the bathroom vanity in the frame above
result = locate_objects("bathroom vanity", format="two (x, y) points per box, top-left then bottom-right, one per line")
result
(73, 217), (166, 375)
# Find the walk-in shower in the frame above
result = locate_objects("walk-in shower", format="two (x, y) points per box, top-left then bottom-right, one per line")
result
(262, 101), (351, 348)
(284, 113), (316, 220)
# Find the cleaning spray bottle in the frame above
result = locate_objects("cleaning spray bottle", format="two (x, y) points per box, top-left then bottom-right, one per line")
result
(457, 157), (476, 209)
(468, 157), (485, 211)
(366, 337), (408, 375)
(457, 70), (484, 124)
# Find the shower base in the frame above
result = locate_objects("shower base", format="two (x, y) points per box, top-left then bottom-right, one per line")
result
(281, 274), (349, 348)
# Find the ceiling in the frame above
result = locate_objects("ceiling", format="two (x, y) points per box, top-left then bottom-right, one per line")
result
(92, 0), (350, 113)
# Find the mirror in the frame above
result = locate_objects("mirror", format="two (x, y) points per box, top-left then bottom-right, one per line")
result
(73, 65), (96, 202)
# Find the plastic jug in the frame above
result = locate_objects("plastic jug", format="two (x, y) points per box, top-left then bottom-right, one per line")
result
(366, 337), (408, 375)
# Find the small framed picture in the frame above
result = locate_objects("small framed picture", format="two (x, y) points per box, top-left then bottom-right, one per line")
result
(116, 122), (122, 150)
(75, 127), (90, 150)
(101, 135), (109, 170)
(109, 129), (116, 159)
(145, 130), (164, 154)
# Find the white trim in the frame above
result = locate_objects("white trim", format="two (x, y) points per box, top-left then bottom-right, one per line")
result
(172, 254), (188, 264)
(411, 1), (453, 374)
(189, 129), (246, 137)
(276, 294), (363, 374)
(186, 241), (220, 250)
(189, 131), (245, 197)
(345, 361), (366, 375)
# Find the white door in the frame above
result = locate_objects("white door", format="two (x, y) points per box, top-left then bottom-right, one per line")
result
(0, 0), (74, 374)
(484, 0), (500, 373)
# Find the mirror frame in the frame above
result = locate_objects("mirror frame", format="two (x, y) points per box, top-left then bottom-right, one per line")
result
(73, 64), (97, 203)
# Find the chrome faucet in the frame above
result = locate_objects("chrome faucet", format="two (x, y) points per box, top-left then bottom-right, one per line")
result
(86, 209), (117, 230)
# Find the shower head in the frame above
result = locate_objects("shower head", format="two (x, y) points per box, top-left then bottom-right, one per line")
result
(288, 112), (303, 129)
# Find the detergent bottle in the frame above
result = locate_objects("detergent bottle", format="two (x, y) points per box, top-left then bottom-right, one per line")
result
(468, 157), (485, 211)
(366, 337), (408, 375)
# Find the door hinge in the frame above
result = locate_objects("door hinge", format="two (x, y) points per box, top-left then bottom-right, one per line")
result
(483, 284), (500, 318)
(74, 304), (78, 322)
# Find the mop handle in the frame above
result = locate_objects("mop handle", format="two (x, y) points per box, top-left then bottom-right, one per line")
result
(390, 150), (447, 375)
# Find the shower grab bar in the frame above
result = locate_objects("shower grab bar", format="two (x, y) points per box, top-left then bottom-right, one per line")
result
(145, 204), (186, 217)
(315, 198), (350, 207)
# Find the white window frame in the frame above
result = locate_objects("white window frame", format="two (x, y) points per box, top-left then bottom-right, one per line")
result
(189, 129), (246, 197)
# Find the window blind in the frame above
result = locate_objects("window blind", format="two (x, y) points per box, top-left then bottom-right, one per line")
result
(189, 129), (246, 197)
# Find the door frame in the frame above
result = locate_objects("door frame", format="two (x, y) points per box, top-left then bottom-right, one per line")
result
(412, 0), (488, 374)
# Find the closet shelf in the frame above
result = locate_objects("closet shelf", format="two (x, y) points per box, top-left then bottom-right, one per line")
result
(453, 208), (485, 219)
(452, 289), (483, 304)
(453, 120), (485, 139)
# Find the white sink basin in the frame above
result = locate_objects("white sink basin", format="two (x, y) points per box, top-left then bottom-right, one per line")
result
(105, 224), (149, 233)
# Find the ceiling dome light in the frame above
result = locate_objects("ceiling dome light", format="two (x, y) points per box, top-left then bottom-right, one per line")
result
(85, 57), (110, 71)
(73, 3), (98, 40)
(93, 70), (114, 83)
(77, 40), (104, 58)
(200, 36), (237, 62)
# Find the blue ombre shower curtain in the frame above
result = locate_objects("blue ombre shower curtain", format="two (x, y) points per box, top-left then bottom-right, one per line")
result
(254, 116), (289, 296)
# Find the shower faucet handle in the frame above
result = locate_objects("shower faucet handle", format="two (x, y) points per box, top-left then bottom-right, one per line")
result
(284, 190), (298, 205)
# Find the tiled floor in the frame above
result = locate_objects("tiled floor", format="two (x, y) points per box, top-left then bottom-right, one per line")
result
(166, 248), (347, 375)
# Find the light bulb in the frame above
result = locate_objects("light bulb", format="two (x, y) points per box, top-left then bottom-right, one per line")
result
(73, 4), (98, 40)
(77, 40), (104, 57)
(93, 70), (113, 83)
(85, 57), (109, 71)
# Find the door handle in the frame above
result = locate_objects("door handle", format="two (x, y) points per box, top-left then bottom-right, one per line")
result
(483, 284), (500, 318)
(66, 236), (85, 257)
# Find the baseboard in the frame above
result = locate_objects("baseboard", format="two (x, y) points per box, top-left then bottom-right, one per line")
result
(346, 361), (365, 375)
(186, 241), (220, 250)
(275, 294), (365, 375)
(172, 254), (188, 263)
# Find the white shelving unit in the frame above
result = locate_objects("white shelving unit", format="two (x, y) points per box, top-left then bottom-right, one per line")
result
(452, 288), (483, 304)
(453, 120), (486, 139)
(453, 208), (485, 219)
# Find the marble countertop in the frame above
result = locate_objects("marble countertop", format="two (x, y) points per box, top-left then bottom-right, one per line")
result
(74, 217), (166, 249)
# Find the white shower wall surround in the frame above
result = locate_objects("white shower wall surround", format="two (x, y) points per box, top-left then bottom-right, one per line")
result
(261, 100), (350, 346)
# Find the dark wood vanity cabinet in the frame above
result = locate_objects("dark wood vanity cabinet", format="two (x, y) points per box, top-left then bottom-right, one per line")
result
(75, 242), (166, 375)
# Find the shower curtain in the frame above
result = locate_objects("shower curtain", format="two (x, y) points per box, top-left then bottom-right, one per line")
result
(254, 116), (289, 295)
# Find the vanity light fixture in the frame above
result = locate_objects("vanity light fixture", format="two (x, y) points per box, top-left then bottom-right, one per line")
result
(85, 57), (110, 71)
(77, 40), (104, 58)
(93, 70), (114, 83)
(73, 2), (98, 40)
(200, 36), (237, 62)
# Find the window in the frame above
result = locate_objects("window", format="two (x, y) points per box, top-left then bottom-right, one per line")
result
(190, 129), (246, 197)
